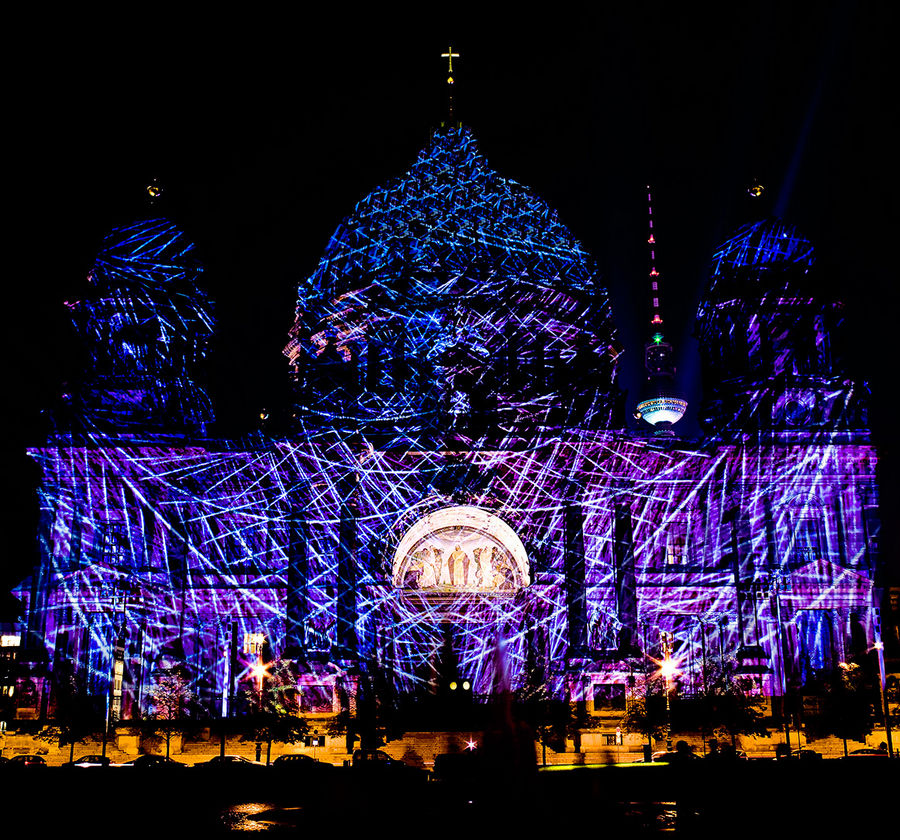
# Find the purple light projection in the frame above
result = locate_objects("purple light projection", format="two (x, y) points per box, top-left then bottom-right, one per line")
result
(12, 127), (879, 725)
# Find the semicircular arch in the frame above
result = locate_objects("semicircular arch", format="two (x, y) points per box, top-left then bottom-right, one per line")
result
(391, 505), (529, 593)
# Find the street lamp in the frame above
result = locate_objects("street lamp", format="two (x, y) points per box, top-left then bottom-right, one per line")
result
(249, 661), (269, 712)
(769, 567), (792, 750)
(873, 638), (894, 758)
(244, 631), (268, 712)
(660, 631), (678, 751)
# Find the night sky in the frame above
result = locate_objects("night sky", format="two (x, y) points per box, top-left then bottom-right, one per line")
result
(3, 5), (893, 607)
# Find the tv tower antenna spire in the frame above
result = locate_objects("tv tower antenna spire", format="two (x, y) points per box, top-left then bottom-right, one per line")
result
(647, 186), (664, 331)
(634, 186), (688, 432)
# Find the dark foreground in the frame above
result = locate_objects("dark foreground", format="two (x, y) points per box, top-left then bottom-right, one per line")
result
(2, 759), (897, 837)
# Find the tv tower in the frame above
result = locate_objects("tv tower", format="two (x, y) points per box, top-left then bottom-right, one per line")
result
(634, 186), (687, 432)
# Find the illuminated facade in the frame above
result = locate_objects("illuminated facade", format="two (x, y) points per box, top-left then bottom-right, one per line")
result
(11, 126), (881, 727)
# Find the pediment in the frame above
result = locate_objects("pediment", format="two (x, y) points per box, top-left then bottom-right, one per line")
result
(784, 557), (872, 598)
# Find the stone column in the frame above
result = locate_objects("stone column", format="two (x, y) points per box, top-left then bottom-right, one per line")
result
(285, 514), (309, 653)
(725, 479), (751, 648)
(564, 500), (587, 653)
(336, 475), (358, 657)
(614, 502), (638, 652)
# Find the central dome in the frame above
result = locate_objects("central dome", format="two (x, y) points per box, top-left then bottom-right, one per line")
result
(285, 125), (622, 444)
(298, 125), (602, 303)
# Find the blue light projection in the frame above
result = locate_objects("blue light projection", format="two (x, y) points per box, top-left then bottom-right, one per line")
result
(708, 219), (816, 282)
(285, 126), (622, 446)
(12, 128), (880, 729)
(696, 218), (867, 438)
(60, 218), (215, 434)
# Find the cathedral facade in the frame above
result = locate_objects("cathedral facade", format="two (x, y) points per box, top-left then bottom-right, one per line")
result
(9, 126), (882, 730)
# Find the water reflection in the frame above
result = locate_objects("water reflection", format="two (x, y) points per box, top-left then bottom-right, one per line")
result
(621, 801), (678, 833)
(218, 799), (679, 833)
(219, 802), (303, 832)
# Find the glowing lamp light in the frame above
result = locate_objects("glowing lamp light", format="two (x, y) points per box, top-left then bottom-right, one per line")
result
(649, 651), (681, 680)
(874, 641), (884, 650)
(462, 680), (470, 690)
(449, 681), (458, 690)
(660, 659), (679, 679)
(146, 181), (163, 199)
(249, 662), (269, 681)
(466, 739), (477, 751)
(748, 182), (765, 198)
(635, 396), (688, 426)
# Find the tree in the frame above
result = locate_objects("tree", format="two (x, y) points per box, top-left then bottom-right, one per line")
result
(807, 663), (875, 756)
(39, 662), (103, 763)
(147, 661), (196, 758)
(698, 657), (768, 748)
(329, 668), (406, 755)
(515, 678), (568, 764)
(621, 674), (668, 757)
(886, 676), (900, 730)
(325, 709), (359, 755)
(240, 660), (308, 765)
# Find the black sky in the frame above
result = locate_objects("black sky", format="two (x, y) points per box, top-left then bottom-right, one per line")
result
(3, 4), (894, 602)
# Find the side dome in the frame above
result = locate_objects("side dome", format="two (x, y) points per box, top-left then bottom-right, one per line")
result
(285, 125), (622, 446)
(695, 218), (866, 439)
(94, 217), (205, 286)
(60, 217), (215, 434)
(701, 219), (815, 314)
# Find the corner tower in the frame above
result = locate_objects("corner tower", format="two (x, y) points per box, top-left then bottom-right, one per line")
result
(58, 217), (215, 435)
(695, 218), (867, 440)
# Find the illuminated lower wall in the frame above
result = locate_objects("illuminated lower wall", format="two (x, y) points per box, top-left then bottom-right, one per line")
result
(14, 431), (878, 718)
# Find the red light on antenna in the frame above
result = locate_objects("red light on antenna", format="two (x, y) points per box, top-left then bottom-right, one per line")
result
(652, 314), (663, 324)
(648, 235), (655, 244)
(650, 269), (659, 276)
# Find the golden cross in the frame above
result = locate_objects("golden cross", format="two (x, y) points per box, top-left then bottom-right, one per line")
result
(441, 46), (459, 74)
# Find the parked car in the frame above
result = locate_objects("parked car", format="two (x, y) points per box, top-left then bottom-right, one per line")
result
(791, 749), (823, 760)
(650, 750), (701, 762)
(706, 747), (748, 760)
(271, 753), (333, 778)
(350, 749), (428, 782)
(432, 749), (488, 789)
(352, 748), (402, 767)
(193, 754), (264, 770)
(650, 741), (703, 762)
(60, 754), (112, 768)
(118, 754), (187, 769)
(7, 754), (47, 767)
(433, 749), (483, 782)
(846, 748), (890, 759)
